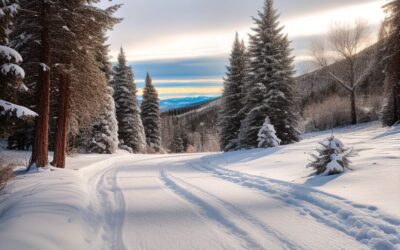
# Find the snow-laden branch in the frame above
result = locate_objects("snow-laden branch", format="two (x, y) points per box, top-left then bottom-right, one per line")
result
(0, 45), (23, 63)
(0, 99), (37, 118)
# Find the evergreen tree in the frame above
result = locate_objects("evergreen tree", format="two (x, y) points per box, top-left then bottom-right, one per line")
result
(382, 0), (400, 126)
(171, 128), (184, 153)
(77, 87), (118, 154)
(241, 0), (299, 147)
(307, 136), (355, 175)
(141, 73), (161, 152)
(238, 83), (269, 148)
(112, 48), (146, 153)
(10, 0), (120, 167)
(0, 0), (26, 111)
(0, 0), (25, 100)
(218, 33), (248, 151)
(257, 117), (280, 148)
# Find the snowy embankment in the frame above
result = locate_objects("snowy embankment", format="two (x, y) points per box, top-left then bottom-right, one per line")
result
(0, 122), (399, 250)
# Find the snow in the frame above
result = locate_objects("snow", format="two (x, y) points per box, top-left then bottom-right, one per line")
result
(0, 123), (399, 249)
(1, 63), (25, 78)
(325, 158), (344, 174)
(0, 45), (23, 63)
(0, 99), (37, 118)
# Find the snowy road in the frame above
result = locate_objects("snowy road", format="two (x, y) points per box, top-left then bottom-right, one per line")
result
(1, 123), (399, 250)
(80, 153), (399, 250)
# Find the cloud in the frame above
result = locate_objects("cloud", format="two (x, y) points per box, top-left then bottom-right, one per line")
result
(101, 0), (386, 97)
(101, 0), (384, 61)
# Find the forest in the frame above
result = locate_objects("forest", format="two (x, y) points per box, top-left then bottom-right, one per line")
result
(0, 0), (400, 249)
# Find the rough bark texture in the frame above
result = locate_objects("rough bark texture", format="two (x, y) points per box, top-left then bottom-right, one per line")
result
(52, 73), (70, 169)
(31, 0), (51, 168)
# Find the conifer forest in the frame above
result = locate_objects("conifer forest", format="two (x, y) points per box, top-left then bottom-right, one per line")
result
(0, 1), (399, 249)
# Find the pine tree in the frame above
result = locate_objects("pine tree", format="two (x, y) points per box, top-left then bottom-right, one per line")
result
(238, 83), (269, 148)
(218, 33), (248, 151)
(307, 136), (355, 175)
(0, 0), (27, 115)
(382, 0), (400, 126)
(10, 0), (120, 167)
(141, 73), (162, 152)
(171, 128), (184, 153)
(241, 0), (299, 147)
(257, 117), (280, 148)
(112, 48), (146, 153)
(77, 87), (118, 154)
(0, 0), (25, 101)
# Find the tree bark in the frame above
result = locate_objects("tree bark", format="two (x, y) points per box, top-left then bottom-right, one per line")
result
(31, 0), (51, 168)
(350, 90), (357, 125)
(52, 73), (70, 169)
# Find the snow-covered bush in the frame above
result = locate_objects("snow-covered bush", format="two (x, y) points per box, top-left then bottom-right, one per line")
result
(257, 117), (281, 148)
(307, 136), (355, 175)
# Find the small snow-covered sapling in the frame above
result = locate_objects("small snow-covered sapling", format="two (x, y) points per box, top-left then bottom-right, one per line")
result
(307, 136), (356, 175)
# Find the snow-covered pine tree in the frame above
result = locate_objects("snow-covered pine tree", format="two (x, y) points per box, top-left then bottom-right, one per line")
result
(0, 1), (36, 149)
(141, 73), (162, 152)
(238, 83), (269, 148)
(77, 87), (118, 154)
(77, 34), (119, 155)
(218, 33), (248, 151)
(382, 0), (400, 126)
(307, 136), (355, 175)
(257, 117), (280, 148)
(0, 0), (26, 106)
(0, 0), (25, 100)
(243, 0), (299, 146)
(112, 48), (146, 153)
(171, 128), (184, 153)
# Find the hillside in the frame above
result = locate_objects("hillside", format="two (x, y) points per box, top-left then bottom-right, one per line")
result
(297, 44), (386, 131)
(1, 123), (399, 249)
(161, 97), (222, 152)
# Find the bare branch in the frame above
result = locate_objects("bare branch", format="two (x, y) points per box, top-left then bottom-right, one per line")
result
(327, 71), (353, 91)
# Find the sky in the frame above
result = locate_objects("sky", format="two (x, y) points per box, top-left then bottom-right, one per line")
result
(99, 0), (386, 99)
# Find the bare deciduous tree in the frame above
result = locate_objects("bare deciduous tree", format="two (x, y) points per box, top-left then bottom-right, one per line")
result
(311, 20), (377, 124)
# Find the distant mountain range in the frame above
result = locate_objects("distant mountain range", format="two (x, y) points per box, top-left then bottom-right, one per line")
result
(137, 96), (219, 111)
(160, 96), (218, 111)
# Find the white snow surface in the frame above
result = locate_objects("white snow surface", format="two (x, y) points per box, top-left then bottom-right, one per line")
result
(0, 45), (23, 63)
(0, 122), (399, 250)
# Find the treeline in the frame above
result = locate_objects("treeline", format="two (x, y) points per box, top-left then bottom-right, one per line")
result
(161, 98), (221, 153)
(0, 1), (163, 168)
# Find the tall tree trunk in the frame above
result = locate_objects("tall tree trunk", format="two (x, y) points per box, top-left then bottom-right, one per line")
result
(394, 81), (400, 123)
(31, 0), (51, 168)
(350, 90), (357, 125)
(52, 73), (70, 168)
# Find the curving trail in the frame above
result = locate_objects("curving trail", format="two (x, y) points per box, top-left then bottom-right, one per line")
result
(78, 151), (399, 250)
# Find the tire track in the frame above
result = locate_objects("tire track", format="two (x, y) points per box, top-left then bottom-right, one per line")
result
(159, 168), (265, 250)
(191, 160), (400, 250)
(95, 166), (128, 250)
(166, 169), (304, 250)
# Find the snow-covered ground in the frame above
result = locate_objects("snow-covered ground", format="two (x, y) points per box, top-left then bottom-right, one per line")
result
(0, 122), (399, 250)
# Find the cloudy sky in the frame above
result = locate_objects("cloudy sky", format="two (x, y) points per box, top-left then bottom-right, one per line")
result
(99, 0), (386, 99)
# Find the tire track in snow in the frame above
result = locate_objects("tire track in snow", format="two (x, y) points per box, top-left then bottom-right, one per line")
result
(191, 161), (400, 250)
(159, 168), (265, 250)
(166, 169), (304, 250)
(95, 165), (128, 250)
